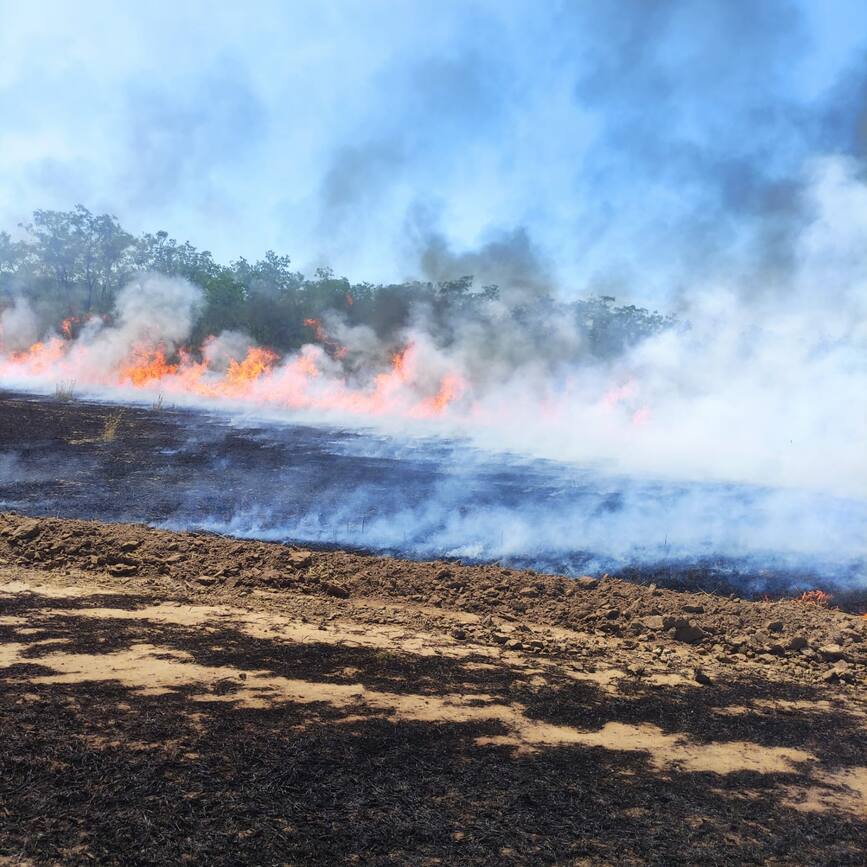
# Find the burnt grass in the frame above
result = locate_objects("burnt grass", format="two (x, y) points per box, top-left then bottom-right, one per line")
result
(1, 388), (863, 607)
(1, 584), (865, 866)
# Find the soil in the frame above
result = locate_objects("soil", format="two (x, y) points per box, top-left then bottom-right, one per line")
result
(1, 512), (865, 865)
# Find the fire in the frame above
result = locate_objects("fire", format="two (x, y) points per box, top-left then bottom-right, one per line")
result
(794, 589), (832, 607)
(415, 373), (465, 417)
(225, 346), (278, 387)
(304, 317), (348, 360)
(390, 345), (411, 380)
(2, 315), (468, 425)
(304, 318), (326, 342)
(11, 338), (65, 372)
(118, 346), (178, 386)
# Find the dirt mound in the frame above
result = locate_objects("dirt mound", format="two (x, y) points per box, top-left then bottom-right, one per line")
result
(1, 512), (864, 688)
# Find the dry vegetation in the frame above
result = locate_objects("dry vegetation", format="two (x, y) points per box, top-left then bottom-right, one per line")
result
(52, 380), (76, 402)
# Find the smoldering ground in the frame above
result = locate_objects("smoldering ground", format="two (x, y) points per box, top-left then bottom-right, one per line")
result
(1, 392), (863, 600)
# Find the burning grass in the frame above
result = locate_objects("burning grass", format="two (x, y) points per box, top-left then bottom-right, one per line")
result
(795, 589), (833, 607)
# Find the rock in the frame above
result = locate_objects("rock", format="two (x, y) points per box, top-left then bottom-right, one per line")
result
(693, 668), (712, 685)
(491, 632), (508, 644)
(640, 615), (666, 631)
(828, 661), (853, 682)
(572, 577), (599, 591)
(259, 568), (282, 583)
(194, 574), (217, 585)
(7, 519), (41, 542)
(674, 623), (707, 644)
(287, 550), (313, 569)
(120, 540), (140, 552)
(818, 644), (845, 662)
(505, 639), (524, 651)
(682, 604), (705, 614)
(322, 582), (349, 599)
(786, 636), (808, 651)
(450, 627), (467, 641)
(519, 586), (539, 597)
(435, 568), (452, 580)
(604, 608), (620, 620)
(768, 643), (785, 656)
(627, 663), (645, 677)
(767, 621), (784, 633)
(107, 563), (138, 577)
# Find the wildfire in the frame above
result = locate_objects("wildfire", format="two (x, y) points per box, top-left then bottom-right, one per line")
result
(2, 315), (471, 424)
(794, 589), (832, 607)
(11, 338), (65, 372)
(225, 346), (278, 387)
(303, 318), (326, 342)
(118, 346), (178, 386)
(415, 373), (465, 417)
(390, 345), (411, 380)
(304, 317), (348, 360)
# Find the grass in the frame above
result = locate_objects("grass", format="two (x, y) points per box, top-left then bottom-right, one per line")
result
(54, 380), (77, 402)
(101, 410), (124, 442)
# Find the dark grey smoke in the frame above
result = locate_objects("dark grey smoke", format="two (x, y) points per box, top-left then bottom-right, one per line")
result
(415, 222), (551, 298)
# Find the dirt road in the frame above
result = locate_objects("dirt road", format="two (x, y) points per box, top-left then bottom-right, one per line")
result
(1, 514), (865, 864)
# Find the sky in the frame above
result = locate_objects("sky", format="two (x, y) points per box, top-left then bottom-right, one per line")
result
(2, 0), (867, 303)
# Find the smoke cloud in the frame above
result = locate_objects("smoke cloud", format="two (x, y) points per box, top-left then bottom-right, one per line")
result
(0, 298), (40, 352)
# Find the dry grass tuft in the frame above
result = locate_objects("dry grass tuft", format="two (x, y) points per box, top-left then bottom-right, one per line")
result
(54, 380), (77, 402)
(101, 409), (125, 442)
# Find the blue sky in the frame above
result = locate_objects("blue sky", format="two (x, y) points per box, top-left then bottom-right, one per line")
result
(2, 0), (867, 302)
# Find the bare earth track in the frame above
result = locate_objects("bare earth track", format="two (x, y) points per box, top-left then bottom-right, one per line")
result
(0, 512), (865, 864)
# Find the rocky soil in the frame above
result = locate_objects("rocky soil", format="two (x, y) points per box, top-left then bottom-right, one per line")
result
(2, 512), (865, 689)
(1, 512), (865, 865)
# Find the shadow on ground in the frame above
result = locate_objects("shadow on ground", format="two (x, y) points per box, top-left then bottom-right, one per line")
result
(1, 589), (865, 865)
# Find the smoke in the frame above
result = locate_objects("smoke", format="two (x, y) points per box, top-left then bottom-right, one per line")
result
(0, 165), (864, 589)
(0, 297), (40, 352)
(1, 153), (865, 508)
(68, 274), (202, 379)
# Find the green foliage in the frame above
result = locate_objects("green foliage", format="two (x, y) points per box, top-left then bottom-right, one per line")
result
(0, 205), (676, 360)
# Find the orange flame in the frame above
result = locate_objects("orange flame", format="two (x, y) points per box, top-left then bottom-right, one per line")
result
(417, 373), (465, 416)
(225, 346), (278, 387)
(118, 347), (178, 386)
(794, 589), (832, 607)
(59, 316), (78, 338)
(304, 318), (326, 342)
(11, 338), (65, 372)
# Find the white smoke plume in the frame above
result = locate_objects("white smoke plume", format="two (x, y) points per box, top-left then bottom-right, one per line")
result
(0, 297), (40, 352)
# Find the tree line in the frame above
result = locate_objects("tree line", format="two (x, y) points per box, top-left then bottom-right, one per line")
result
(0, 205), (675, 359)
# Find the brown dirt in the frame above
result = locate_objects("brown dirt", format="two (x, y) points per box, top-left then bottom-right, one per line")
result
(1, 512), (865, 865)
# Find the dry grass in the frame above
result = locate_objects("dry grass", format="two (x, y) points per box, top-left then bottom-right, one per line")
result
(53, 380), (76, 402)
(101, 409), (124, 442)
